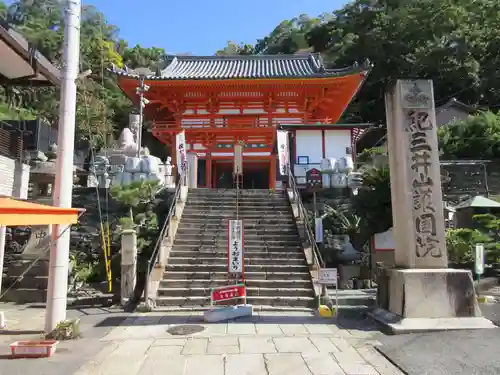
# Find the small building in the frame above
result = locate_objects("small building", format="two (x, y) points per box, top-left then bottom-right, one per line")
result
(454, 195), (500, 228)
(357, 98), (477, 153)
(112, 54), (372, 189)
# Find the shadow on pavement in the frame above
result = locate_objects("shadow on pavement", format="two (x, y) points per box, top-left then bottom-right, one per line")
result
(94, 312), (380, 332)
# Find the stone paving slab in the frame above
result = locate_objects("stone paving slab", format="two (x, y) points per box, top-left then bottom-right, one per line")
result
(71, 311), (403, 375)
(0, 307), (404, 375)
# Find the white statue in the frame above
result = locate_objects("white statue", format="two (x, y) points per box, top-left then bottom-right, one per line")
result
(165, 156), (175, 188)
(117, 128), (138, 157)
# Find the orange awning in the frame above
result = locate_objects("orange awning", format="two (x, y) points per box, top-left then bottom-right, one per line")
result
(0, 197), (84, 226)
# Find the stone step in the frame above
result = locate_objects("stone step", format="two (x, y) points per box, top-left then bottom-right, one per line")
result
(181, 212), (295, 220)
(0, 288), (47, 303)
(4, 263), (48, 277)
(168, 250), (305, 259)
(163, 271), (312, 281)
(167, 257), (306, 266)
(160, 278), (313, 288)
(177, 221), (297, 230)
(2, 275), (48, 289)
(188, 195), (287, 200)
(182, 209), (291, 216)
(176, 227), (298, 236)
(171, 244), (303, 252)
(173, 238), (300, 246)
(173, 233), (299, 241)
(329, 289), (377, 307)
(157, 286), (314, 298)
(184, 203), (290, 210)
(188, 189), (284, 197)
(165, 264), (308, 273)
(154, 295), (315, 308)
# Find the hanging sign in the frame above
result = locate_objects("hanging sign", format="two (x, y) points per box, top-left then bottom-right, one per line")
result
(234, 143), (243, 176)
(228, 220), (244, 274)
(315, 218), (324, 243)
(475, 243), (485, 275)
(277, 130), (289, 176)
(175, 131), (188, 177)
(306, 168), (322, 189)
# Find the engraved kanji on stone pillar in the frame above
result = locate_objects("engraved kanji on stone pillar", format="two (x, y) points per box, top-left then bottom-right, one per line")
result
(386, 80), (447, 268)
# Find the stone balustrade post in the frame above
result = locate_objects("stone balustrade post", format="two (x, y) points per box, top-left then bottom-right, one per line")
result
(121, 229), (137, 306)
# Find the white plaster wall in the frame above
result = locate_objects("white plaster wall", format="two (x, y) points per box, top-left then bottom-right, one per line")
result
(324, 129), (351, 160)
(0, 154), (30, 199)
(295, 130), (323, 164)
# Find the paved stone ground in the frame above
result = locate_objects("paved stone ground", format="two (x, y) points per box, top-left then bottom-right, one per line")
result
(70, 311), (403, 375)
(0, 304), (404, 374)
(377, 303), (500, 375)
(0, 302), (129, 375)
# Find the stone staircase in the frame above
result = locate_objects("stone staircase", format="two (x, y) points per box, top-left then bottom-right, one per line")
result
(155, 188), (316, 310)
(328, 289), (376, 316)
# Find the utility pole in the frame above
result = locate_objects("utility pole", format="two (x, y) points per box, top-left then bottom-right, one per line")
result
(45, 0), (81, 334)
(135, 75), (149, 156)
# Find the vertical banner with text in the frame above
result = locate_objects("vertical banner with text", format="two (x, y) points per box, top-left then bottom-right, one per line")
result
(175, 131), (187, 182)
(228, 219), (244, 274)
(277, 130), (289, 176)
(234, 144), (243, 176)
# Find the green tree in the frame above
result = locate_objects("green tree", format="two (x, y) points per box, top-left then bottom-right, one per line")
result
(250, 0), (500, 123)
(122, 45), (166, 69)
(438, 111), (500, 160)
(216, 41), (254, 56)
(351, 166), (392, 238)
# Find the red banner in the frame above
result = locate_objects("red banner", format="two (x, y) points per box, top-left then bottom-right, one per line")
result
(211, 284), (246, 302)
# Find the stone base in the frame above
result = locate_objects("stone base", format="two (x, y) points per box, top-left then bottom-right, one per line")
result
(370, 268), (497, 334)
(369, 308), (496, 334)
(203, 304), (253, 323)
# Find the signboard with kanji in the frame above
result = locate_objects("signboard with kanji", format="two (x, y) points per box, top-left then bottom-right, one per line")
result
(228, 219), (244, 274)
(318, 268), (338, 285)
(306, 168), (322, 189)
(210, 284), (246, 304)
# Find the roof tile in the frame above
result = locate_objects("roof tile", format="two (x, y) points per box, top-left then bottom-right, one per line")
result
(112, 54), (371, 81)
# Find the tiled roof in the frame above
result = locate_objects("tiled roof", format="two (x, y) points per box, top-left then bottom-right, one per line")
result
(112, 54), (371, 81)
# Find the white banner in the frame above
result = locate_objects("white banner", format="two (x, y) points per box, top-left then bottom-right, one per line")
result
(234, 144), (243, 176)
(315, 218), (324, 243)
(175, 131), (187, 177)
(277, 130), (289, 176)
(475, 243), (485, 275)
(228, 220), (244, 273)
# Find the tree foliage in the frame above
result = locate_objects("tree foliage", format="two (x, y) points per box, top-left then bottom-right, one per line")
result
(438, 111), (500, 159)
(351, 166), (392, 237)
(0, 1), (166, 154)
(218, 0), (500, 124)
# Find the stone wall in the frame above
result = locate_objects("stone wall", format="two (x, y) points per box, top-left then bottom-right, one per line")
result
(441, 161), (500, 203)
(0, 154), (30, 198)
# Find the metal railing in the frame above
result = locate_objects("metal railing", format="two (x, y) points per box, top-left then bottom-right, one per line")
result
(144, 179), (182, 309)
(287, 171), (325, 270)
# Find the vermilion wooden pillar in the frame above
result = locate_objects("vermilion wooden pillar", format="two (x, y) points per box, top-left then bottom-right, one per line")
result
(269, 155), (276, 189)
(206, 155), (212, 188)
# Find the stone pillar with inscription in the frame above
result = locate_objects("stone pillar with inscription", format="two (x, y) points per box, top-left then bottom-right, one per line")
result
(370, 80), (495, 333)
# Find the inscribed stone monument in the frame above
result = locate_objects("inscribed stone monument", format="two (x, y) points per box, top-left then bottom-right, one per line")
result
(386, 80), (447, 268)
(370, 80), (495, 333)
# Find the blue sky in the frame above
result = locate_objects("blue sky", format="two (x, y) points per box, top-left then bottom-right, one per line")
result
(80, 0), (347, 55)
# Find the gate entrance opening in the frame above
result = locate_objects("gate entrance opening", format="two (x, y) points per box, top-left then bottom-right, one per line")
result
(213, 161), (270, 189)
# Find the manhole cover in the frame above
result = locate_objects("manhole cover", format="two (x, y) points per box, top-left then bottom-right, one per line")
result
(167, 325), (205, 336)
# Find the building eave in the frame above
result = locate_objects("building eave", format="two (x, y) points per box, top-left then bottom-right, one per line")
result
(0, 17), (60, 87)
